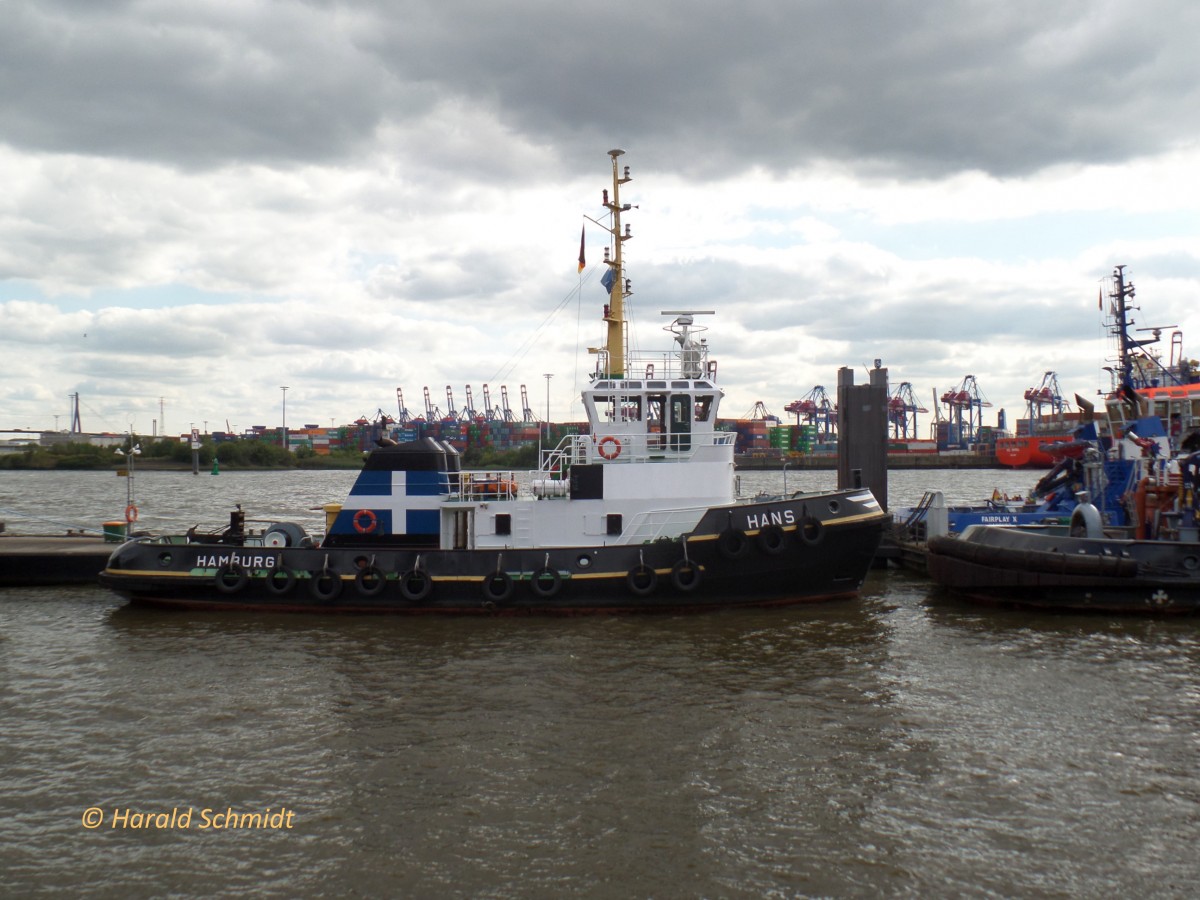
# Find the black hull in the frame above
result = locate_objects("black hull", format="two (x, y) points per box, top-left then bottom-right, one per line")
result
(0, 536), (113, 586)
(927, 531), (1200, 614)
(99, 514), (886, 615)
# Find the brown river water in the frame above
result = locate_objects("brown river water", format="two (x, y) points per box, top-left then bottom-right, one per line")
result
(2, 470), (1198, 897)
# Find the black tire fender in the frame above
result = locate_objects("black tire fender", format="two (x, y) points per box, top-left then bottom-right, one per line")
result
(482, 571), (514, 603)
(670, 559), (702, 592)
(626, 564), (658, 596)
(529, 566), (562, 598)
(799, 517), (824, 547)
(264, 566), (295, 596)
(354, 566), (387, 597)
(757, 525), (786, 555)
(398, 569), (433, 602)
(214, 562), (248, 594)
(309, 570), (343, 603)
(718, 528), (750, 559)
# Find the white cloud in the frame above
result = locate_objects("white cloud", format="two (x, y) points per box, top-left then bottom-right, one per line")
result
(2, 0), (1199, 436)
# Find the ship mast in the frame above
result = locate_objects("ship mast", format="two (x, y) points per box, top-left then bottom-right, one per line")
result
(602, 148), (632, 378)
(1110, 264), (1137, 385)
(1108, 264), (1181, 388)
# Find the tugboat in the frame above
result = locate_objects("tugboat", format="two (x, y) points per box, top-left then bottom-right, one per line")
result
(99, 150), (889, 614)
(927, 265), (1200, 613)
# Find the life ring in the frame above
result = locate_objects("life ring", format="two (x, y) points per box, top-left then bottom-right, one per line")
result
(718, 528), (750, 560)
(529, 566), (562, 598)
(598, 436), (622, 460)
(125, 504), (139, 523)
(265, 566), (295, 596)
(398, 569), (433, 602)
(354, 565), (387, 597)
(481, 571), (514, 603)
(757, 525), (786, 555)
(214, 562), (248, 594)
(670, 559), (702, 592)
(798, 517), (824, 547)
(352, 509), (378, 534)
(309, 570), (343, 603)
(626, 564), (658, 596)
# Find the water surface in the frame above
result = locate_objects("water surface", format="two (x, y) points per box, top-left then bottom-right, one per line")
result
(2, 470), (1197, 897)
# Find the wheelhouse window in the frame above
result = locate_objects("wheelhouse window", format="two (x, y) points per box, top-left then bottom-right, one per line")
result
(588, 393), (643, 423)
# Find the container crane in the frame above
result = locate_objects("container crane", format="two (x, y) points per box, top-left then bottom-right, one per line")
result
(482, 384), (498, 421)
(422, 386), (442, 422)
(1022, 371), (1068, 421)
(462, 385), (481, 422)
(886, 382), (928, 440)
(520, 384), (539, 422)
(784, 387), (836, 440)
(499, 385), (515, 422)
(940, 375), (993, 444)
(744, 401), (779, 422)
(444, 385), (459, 423)
(395, 388), (413, 425)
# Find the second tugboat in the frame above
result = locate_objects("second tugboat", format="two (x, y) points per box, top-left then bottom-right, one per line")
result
(100, 150), (888, 613)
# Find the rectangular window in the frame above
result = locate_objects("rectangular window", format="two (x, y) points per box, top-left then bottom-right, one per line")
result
(495, 514), (511, 536)
(606, 514), (622, 536)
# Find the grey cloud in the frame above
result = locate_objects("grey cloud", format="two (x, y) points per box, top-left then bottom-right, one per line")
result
(4, 1), (1198, 178)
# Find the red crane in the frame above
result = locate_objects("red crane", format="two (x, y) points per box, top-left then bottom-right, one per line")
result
(1023, 371), (1068, 421)
(886, 382), (928, 440)
(784, 387), (836, 441)
(939, 375), (993, 444)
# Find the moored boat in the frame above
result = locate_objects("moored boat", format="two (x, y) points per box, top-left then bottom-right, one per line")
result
(925, 493), (1200, 613)
(98, 151), (888, 614)
(0, 534), (116, 586)
(995, 432), (1070, 468)
(927, 265), (1200, 613)
(995, 373), (1081, 468)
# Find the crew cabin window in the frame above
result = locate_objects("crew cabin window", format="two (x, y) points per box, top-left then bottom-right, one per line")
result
(646, 394), (667, 423)
(590, 394), (641, 423)
(606, 514), (623, 536)
(694, 395), (714, 422)
(619, 395), (642, 423)
(495, 514), (512, 536)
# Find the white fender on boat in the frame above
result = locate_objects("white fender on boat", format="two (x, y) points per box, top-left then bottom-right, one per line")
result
(1069, 502), (1103, 539)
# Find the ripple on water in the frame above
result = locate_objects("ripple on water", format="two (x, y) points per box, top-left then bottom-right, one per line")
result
(2, 471), (1200, 896)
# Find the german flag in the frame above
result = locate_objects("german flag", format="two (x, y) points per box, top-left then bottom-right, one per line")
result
(577, 226), (586, 273)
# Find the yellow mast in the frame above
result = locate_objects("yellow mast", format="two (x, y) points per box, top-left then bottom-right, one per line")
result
(603, 148), (632, 378)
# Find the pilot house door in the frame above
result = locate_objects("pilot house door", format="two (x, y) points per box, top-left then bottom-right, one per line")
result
(669, 394), (692, 451)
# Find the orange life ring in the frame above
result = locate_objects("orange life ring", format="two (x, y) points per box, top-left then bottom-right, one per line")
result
(352, 508), (378, 534)
(598, 436), (622, 460)
(125, 504), (139, 523)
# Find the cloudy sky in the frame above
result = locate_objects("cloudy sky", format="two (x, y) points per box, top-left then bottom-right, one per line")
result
(2, 0), (1199, 438)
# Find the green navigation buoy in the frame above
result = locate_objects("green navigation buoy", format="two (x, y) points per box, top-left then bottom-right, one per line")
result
(211, 458), (220, 475)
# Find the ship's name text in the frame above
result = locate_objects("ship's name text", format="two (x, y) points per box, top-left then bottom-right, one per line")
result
(195, 553), (279, 569)
(744, 509), (796, 530)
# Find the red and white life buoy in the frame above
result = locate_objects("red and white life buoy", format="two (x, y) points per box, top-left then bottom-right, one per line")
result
(352, 508), (378, 534)
(125, 504), (139, 523)
(598, 436), (622, 460)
